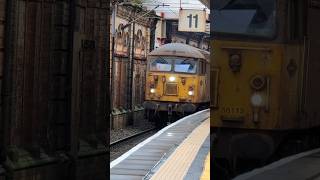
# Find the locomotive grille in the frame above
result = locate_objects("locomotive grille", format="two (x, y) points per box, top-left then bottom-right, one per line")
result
(165, 83), (178, 95)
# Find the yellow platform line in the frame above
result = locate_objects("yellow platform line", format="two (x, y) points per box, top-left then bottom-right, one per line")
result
(150, 118), (210, 180)
(200, 153), (210, 180)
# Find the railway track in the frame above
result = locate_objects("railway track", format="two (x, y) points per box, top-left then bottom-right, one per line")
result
(110, 128), (156, 147)
(110, 128), (157, 161)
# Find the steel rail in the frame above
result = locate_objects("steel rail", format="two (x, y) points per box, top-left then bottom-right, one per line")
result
(110, 128), (156, 147)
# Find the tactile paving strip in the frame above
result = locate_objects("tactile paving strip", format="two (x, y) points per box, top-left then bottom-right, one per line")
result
(200, 153), (210, 180)
(150, 118), (210, 180)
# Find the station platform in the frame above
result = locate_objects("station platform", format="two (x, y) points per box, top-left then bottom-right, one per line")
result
(234, 148), (320, 180)
(110, 109), (210, 180)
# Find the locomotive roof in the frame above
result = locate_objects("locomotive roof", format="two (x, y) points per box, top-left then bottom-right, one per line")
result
(148, 43), (210, 62)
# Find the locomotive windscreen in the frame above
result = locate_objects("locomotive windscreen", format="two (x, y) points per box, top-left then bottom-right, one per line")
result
(149, 57), (198, 74)
(149, 57), (173, 72)
(174, 59), (197, 74)
(212, 0), (276, 38)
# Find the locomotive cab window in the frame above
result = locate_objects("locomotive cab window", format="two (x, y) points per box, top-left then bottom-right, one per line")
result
(174, 58), (197, 74)
(212, 0), (276, 38)
(149, 57), (173, 72)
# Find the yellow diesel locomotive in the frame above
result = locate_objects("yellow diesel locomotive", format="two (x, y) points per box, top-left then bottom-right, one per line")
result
(211, 0), (320, 175)
(144, 43), (210, 125)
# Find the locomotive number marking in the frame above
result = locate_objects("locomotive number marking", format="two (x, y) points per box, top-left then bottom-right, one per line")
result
(221, 107), (244, 114)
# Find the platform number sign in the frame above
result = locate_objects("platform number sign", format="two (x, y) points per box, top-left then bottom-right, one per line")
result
(187, 14), (198, 28)
(178, 9), (206, 32)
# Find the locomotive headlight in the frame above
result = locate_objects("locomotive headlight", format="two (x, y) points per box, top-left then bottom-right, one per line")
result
(169, 76), (176, 82)
(150, 83), (155, 94)
(150, 88), (156, 93)
(251, 93), (264, 107)
(188, 86), (194, 96)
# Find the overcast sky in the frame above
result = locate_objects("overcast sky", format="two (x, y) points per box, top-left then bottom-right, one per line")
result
(143, 0), (209, 19)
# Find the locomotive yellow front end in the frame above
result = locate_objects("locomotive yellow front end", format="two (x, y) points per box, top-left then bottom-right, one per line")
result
(144, 43), (210, 116)
(145, 72), (199, 112)
(211, 40), (287, 160)
(211, 0), (320, 177)
(212, 41), (283, 130)
(211, 0), (307, 163)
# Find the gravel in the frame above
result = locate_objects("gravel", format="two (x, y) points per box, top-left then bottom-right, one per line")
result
(110, 119), (156, 161)
(110, 120), (155, 143)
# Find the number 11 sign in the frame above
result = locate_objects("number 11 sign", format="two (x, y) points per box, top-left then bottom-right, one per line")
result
(178, 9), (206, 32)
